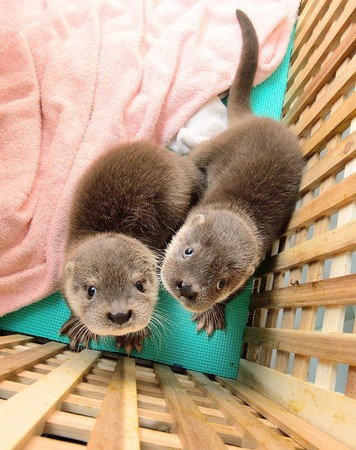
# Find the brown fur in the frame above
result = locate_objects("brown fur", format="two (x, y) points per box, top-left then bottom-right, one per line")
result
(61, 141), (203, 350)
(161, 10), (303, 330)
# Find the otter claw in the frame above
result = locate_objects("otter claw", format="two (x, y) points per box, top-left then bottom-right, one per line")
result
(60, 314), (97, 350)
(192, 304), (227, 336)
(115, 328), (150, 355)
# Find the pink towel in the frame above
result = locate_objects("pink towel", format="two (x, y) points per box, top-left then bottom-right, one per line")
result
(0, 0), (300, 315)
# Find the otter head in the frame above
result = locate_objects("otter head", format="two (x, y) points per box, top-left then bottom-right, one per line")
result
(161, 210), (259, 312)
(62, 233), (159, 336)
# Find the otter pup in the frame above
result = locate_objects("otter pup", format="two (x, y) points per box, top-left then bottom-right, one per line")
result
(160, 10), (303, 334)
(61, 141), (203, 352)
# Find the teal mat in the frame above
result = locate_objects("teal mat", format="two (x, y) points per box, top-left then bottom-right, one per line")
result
(0, 35), (293, 378)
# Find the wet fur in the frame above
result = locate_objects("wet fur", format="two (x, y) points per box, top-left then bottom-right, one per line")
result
(161, 10), (303, 325)
(61, 141), (203, 350)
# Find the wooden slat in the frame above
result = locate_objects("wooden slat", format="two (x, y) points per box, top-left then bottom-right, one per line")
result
(0, 348), (100, 449)
(244, 327), (356, 365)
(217, 377), (350, 450)
(291, 0), (326, 63)
(250, 273), (356, 309)
(87, 356), (140, 450)
(188, 371), (297, 450)
(291, 171), (334, 380)
(238, 359), (356, 449)
(314, 157), (356, 389)
(299, 131), (356, 194)
(346, 319), (356, 399)
(289, 0), (349, 84)
(293, 55), (356, 137)
(139, 427), (182, 449)
(284, 23), (356, 126)
(0, 379), (26, 399)
(0, 342), (66, 382)
(290, 171), (356, 230)
(257, 218), (356, 273)
(24, 436), (84, 450)
(301, 90), (356, 157)
(0, 334), (33, 349)
(154, 364), (226, 450)
(273, 307), (295, 374)
(284, 1), (356, 111)
(45, 410), (94, 443)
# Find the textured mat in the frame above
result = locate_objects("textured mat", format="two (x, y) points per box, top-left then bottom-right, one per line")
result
(0, 35), (293, 378)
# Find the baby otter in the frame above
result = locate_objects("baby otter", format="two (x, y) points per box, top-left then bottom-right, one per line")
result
(61, 141), (203, 352)
(161, 10), (303, 334)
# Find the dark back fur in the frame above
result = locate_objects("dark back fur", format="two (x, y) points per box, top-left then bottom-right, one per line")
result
(68, 141), (202, 252)
(190, 10), (303, 251)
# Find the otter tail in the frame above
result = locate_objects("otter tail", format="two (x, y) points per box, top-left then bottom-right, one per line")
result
(227, 10), (259, 121)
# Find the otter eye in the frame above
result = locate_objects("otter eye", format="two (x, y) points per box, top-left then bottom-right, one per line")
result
(184, 248), (194, 257)
(217, 280), (226, 290)
(87, 286), (97, 298)
(135, 281), (146, 293)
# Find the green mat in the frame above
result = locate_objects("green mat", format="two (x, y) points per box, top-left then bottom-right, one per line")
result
(0, 36), (293, 378)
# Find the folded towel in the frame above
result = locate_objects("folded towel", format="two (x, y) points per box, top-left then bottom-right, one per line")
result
(0, 0), (300, 315)
(169, 96), (228, 155)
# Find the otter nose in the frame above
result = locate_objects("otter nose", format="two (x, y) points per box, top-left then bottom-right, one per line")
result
(177, 281), (197, 301)
(107, 310), (132, 325)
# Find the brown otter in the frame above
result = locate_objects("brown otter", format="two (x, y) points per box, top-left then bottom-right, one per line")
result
(160, 10), (303, 334)
(61, 141), (203, 352)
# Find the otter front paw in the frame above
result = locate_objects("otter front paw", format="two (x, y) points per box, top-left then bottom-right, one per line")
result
(192, 303), (226, 336)
(116, 328), (150, 355)
(60, 315), (97, 350)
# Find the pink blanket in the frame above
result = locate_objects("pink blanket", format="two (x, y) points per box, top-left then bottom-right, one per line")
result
(0, 0), (299, 315)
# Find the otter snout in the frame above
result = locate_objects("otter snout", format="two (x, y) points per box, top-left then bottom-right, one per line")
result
(107, 310), (132, 325)
(177, 281), (197, 301)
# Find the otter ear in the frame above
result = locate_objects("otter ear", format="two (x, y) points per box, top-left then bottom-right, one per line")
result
(64, 261), (75, 277)
(191, 214), (205, 226)
(246, 264), (256, 277)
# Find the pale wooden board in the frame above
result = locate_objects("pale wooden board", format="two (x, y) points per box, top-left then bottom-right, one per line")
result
(188, 370), (297, 450)
(0, 348), (100, 449)
(250, 273), (356, 309)
(244, 327), (356, 365)
(285, 22), (356, 126)
(44, 410), (94, 442)
(314, 138), (356, 389)
(0, 342), (66, 382)
(154, 364), (226, 450)
(288, 171), (356, 230)
(218, 377), (350, 450)
(238, 359), (356, 449)
(293, 55), (356, 137)
(299, 131), (356, 194)
(289, 0), (349, 83)
(302, 91), (356, 157)
(24, 436), (84, 450)
(139, 427), (182, 449)
(284, 1), (355, 112)
(0, 334), (33, 349)
(87, 356), (140, 450)
(258, 218), (356, 273)
(291, 0), (326, 61)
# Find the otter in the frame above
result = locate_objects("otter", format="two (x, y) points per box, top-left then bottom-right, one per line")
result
(61, 141), (203, 352)
(160, 10), (303, 335)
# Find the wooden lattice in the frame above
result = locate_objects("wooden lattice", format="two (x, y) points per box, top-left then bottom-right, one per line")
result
(243, 0), (356, 446)
(0, 334), (348, 449)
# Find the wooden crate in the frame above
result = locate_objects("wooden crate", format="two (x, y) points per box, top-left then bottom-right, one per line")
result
(0, 0), (355, 448)
(0, 333), (347, 449)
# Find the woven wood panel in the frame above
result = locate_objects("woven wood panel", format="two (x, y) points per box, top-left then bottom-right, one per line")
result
(243, 0), (356, 444)
(0, 333), (347, 450)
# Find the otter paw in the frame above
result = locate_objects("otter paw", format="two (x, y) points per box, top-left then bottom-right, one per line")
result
(192, 304), (226, 336)
(116, 328), (150, 355)
(60, 315), (97, 350)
